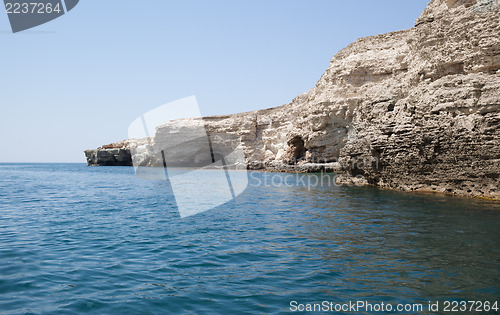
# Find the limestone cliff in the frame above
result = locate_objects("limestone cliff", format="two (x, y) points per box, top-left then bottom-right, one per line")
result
(85, 0), (500, 200)
(85, 139), (149, 166)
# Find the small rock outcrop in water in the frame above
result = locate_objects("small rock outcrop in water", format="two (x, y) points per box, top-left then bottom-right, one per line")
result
(85, 0), (500, 200)
(85, 139), (149, 166)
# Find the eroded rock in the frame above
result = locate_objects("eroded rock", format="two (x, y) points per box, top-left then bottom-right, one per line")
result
(85, 0), (500, 200)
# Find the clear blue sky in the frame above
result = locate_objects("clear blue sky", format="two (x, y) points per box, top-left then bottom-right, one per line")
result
(0, 0), (429, 163)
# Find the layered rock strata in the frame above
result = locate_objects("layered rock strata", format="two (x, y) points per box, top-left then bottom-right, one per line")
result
(85, 0), (500, 200)
(85, 139), (150, 166)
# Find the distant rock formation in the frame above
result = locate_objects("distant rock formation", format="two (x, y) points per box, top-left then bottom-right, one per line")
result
(84, 139), (149, 166)
(85, 0), (500, 200)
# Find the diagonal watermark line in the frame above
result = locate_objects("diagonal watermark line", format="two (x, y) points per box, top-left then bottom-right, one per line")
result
(60, 0), (67, 13)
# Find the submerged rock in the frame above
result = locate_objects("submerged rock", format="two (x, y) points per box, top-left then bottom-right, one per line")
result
(85, 0), (500, 200)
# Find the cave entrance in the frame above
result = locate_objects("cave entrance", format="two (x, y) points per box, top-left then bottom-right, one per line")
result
(287, 136), (306, 164)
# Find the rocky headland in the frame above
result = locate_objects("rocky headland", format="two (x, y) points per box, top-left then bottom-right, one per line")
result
(85, 0), (500, 200)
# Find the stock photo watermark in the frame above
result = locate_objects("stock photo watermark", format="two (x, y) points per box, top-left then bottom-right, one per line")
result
(248, 172), (366, 190)
(128, 96), (248, 218)
(3, 0), (79, 33)
(289, 300), (499, 313)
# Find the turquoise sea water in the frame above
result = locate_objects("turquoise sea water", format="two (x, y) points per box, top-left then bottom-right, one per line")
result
(0, 163), (499, 314)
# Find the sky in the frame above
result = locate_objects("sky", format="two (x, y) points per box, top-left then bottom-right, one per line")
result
(0, 0), (429, 163)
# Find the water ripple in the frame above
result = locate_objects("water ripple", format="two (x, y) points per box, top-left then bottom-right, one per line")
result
(0, 164), (499, 314)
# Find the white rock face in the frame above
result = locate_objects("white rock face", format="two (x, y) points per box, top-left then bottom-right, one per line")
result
(86, 0), (500, 200)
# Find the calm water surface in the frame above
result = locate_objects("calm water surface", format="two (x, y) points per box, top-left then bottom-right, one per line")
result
(0, 164), (499, 314)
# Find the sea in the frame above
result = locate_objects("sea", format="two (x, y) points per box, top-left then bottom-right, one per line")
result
(0, 163), (499, 314)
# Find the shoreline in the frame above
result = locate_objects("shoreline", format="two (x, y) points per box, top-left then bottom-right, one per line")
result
(84, 0), (500, 201)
